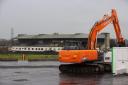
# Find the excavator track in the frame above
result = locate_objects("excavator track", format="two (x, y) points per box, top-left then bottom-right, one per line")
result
(59, 63), (106, 74)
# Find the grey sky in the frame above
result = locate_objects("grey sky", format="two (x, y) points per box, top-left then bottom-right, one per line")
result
(0, 0), (128, 39)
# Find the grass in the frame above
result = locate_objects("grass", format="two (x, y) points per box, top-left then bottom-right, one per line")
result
(0, 53), (58, 61)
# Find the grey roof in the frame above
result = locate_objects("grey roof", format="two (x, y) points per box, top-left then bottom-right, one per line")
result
(16, 33), (106, 39)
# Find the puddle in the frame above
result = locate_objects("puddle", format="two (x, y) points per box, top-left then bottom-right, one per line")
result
(61, 82), (78, 85)
(14, 71), (29, 74)
(13, 79), (29, 82)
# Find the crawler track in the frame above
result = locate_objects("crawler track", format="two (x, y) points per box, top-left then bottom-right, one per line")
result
(59, 63), (111, 74)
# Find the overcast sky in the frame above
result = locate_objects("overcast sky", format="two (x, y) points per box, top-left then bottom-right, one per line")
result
(0, 0), (128, 39)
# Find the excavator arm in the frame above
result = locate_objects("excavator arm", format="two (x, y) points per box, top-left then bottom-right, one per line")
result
(87, 9), (125, 50)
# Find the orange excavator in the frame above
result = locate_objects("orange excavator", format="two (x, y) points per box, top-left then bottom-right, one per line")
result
(59, 9), (126, 73)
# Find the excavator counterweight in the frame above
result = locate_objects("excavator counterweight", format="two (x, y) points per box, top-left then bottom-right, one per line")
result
(59, 50), (98, 63)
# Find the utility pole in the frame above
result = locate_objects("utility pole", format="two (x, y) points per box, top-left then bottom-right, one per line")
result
(10, 28), (14, 46)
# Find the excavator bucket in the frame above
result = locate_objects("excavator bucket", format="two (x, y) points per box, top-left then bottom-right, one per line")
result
(59, 50), (98, 63)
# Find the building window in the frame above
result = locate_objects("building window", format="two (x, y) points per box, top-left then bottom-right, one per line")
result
(32, 48), (34, 50)
(49, 48), (52, 50)
(41, 48), (43, 50)
(58, 48), (61, 50)
(45, 48), (47, 51)
(53, 48), (56, 51)
(28, 48), (30, 50)
(38, 48), (40, 50)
